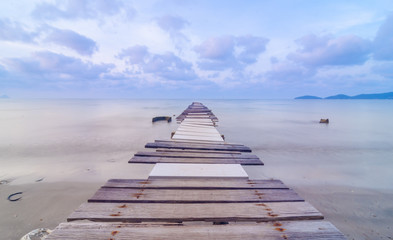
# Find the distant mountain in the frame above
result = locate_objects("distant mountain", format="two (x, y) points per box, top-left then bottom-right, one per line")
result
(351, 92), (393, 99)
(295, 92), (393, 100)
(295, 95), (322, 99)
(0, 95), (9, 99)
(325, 94), (351, 99)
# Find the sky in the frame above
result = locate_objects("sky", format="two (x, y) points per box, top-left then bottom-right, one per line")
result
(1, 0), (393, 99)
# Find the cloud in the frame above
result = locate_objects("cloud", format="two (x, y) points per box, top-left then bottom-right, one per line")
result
(44, 27), (98, 56)
(194, 35), (235, 60)
(373, 13), (393, 61)
(117, 45), (148, 64)
(155, 15), (190, 49)
(288, 34), (372, 68)
(0, 18), (36, 43)
(265, 61), (315, 84)
(118, 46), (196, 81)
(194, 35), (268, 70)
(156, 15), (188, 33)
(236, 35), (269, 64)
(372, 62), (393, 78)
(2, 51), (113, 83)
(32, 0), (135, 21)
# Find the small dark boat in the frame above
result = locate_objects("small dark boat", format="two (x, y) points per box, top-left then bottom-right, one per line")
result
(152, 116), (172, 123)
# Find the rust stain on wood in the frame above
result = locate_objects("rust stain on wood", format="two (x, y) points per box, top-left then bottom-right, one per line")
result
(110, 212), (122, 217)
(255, 203), (266, 207)
(132, 193), (144, 199)
(138, 181), (151, 184)
(268, 212), (279, 217)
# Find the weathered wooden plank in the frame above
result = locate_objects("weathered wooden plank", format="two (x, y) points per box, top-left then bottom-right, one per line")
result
(155, 149), (242, 154)
(182, 118), (215, 121)
(68, 201), (323, 222)
(179, 124), (216, 127)
(103, 178), (288, 189)
(182, 109), (212, 113)
(175, 130), (221, 136)
(177, 125), (215, 129)
(186, 112), (213, 115)
(134, 151), (259, 159)
(182, 121), (214, 124)
(177, 115), (218, 120)
(154, 140), (245, 147)
(46, 220), (346, 240)
(129, 156), (263, 165)
(180, 121), (215, 126)
(180, 122), (215, 126)
(88, 188), (302, 203)
(176, 127), (219, 133)
(146, 142), (252, 152)
(162, 139), (229, 145)
(173, 133), (223, 140)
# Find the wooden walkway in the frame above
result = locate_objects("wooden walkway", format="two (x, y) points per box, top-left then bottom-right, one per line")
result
(46, 102), (346, 239)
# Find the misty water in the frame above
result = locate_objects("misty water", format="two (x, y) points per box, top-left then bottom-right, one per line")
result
(0, 99), (392, 189)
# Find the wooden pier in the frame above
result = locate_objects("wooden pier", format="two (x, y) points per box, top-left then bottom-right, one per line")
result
(46, 102), (346, 239)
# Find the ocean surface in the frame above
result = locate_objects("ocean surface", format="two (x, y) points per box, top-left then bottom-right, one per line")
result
(1, 99), (392, 189)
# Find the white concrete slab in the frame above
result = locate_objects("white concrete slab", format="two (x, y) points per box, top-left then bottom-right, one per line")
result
(179, 124), (216, 129)
(175, 132), (222, 137)
(181, 123), (214, 126)
(187, 113), (211, 115)
(182, 118), (213, 121)
(172, 134), (224, 142)
(177, 127), (219, 133)
(149, 163), (249, 178)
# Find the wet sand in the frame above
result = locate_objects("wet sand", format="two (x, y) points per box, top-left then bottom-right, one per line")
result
(1, 173), (392, 239)
(293, 185), (393, 240)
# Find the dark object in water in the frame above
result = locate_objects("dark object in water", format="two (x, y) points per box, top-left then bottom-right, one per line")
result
(8, 192), (23, 201)
(152, 116), (172, 123)
(320, 118), (329, 123)
(36, 177), (45, 182)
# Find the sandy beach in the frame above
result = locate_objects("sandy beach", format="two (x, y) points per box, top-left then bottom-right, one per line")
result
(1, 173), (392, 239)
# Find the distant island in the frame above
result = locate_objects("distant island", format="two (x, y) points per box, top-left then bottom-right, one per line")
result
(295, 95), (322, 99)
(0, 95), (9, 99)
(295, 92), (393, 99)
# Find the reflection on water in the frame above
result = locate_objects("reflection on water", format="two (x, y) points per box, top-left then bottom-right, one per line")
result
(0, 99), (392, 188)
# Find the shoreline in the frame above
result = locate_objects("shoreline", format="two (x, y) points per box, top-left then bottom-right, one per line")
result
(1, 179), (392, 239)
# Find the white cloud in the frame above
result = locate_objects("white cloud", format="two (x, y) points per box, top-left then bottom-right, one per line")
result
(118, 45), (196, 81)
(194, 35), (269, 71)
(288, 34), (372, 68)
(43, 27), (98, 56)
(373, 13), (393, 61)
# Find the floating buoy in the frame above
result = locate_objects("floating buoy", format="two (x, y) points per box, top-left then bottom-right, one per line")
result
(320, 119), (329, 123)
(152, 116), (172, 123)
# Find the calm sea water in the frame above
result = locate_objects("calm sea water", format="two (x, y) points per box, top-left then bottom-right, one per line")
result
(0, 99), (392, 189)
